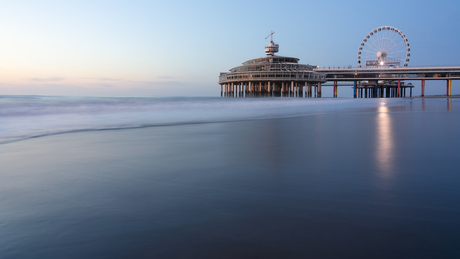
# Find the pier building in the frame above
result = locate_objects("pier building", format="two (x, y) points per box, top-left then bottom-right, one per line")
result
(218, 33), (327, 97)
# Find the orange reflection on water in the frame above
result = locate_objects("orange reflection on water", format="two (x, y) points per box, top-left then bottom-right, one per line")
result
(376, 104), (394, 179)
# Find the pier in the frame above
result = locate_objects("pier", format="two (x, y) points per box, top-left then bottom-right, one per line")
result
(315, 66), (460, 98)
(219, 28), (459, 98)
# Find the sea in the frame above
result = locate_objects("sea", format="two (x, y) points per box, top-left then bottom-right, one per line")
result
(1, 95), (460, 258)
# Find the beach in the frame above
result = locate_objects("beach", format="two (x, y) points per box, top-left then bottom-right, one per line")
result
(1, 97), (460, 258)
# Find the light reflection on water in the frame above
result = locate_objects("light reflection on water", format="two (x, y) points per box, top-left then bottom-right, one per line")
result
(375, 103), (394, 181)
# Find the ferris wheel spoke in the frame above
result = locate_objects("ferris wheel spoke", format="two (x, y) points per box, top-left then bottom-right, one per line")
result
(386, 55), (403, 60)
(386, 41), (405, 52)
(384, 33), (401, 51)
(376, 32), (382, 51)
(365, 38), (378, 51)
(365, 43), (379, 53)
(382, 30), (395, 51)
(380, 29), (387, 50)
(367, 41), (380, 52)
(361, 49), (377, 54)
(379, 30), (385, 50)
(360, 55), (375, 59)
(380, 29), (388, 50)
(387, 50), (407, 54)
(369, 36), (380, 52)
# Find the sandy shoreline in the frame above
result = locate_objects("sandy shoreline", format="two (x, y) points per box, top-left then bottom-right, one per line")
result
(1, 100), (460, 258)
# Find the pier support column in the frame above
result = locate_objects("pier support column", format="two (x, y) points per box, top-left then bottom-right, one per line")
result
(447, 79), (452, 96)
(281, 82), (284, 97)
(291, 81), (294, 97)
(353, 81), (357, 98)
(398, 80), (401, 97)
(268, 82), (271, 97)
(336, 82), (338, 97)
(333, 81), (337, 98)
(249, 82), (252, 97)
(421, 80), (425, 97)
(317, 83), (322, 98)
(304, 82), (307, 98)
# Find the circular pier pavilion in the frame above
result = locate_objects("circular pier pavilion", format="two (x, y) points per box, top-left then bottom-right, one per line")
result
(219, 40), (327, 97)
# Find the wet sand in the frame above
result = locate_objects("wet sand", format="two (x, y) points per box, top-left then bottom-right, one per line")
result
(1, 99), (460, 258)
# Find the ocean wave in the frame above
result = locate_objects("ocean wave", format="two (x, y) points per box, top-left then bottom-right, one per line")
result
(0, 96), (406, 144)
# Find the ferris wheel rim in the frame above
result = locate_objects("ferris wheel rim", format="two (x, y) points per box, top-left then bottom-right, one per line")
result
(357, 26), (410, 68)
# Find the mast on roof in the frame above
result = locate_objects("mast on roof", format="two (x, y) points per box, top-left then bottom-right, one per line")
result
(264, 31), (279, 56)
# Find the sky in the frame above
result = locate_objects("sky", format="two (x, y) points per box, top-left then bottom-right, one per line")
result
(1, 0), (460, 97)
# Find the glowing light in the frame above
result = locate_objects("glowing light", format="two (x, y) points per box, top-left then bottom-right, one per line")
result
(380, 61), (384, 65)
(376, 104), (394, 182)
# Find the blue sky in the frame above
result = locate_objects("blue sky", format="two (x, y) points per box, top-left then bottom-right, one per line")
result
(1, 0), (459, 97)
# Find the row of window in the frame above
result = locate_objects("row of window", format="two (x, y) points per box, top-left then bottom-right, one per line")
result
(230, 64), (314, 73)
(220, 72), (325, 82)
(242, 57), (299, 65)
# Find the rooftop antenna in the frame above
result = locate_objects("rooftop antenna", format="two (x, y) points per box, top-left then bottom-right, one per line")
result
(264, 31), (279, 56)
(265, 31), (275, 42)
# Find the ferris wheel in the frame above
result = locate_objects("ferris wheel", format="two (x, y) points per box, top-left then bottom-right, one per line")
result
(357, 26), (410, 68)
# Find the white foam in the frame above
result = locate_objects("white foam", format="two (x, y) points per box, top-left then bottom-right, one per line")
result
(0, 96), (408, 144)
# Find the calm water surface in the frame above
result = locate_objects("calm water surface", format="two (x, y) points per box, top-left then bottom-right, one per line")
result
(1, 97), (460, 258)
